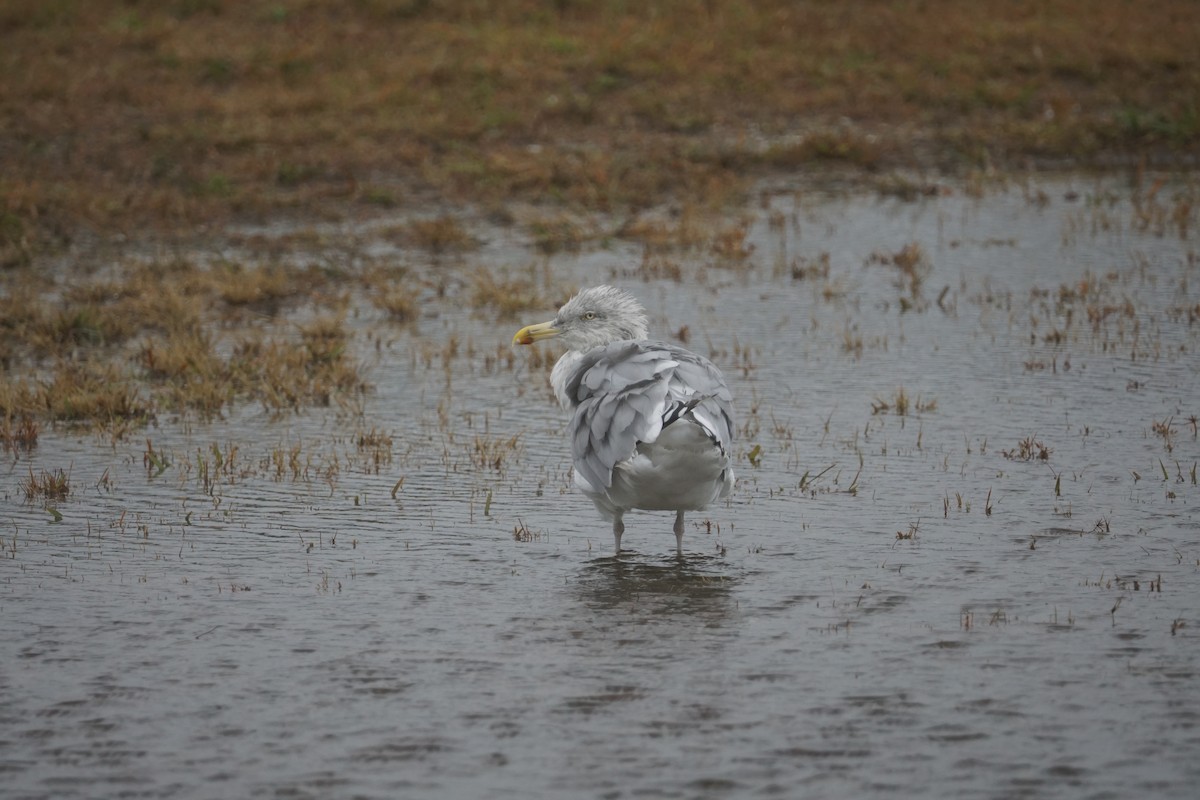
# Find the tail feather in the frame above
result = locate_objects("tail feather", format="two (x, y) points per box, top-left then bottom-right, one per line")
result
(661, 396), (725, 453)
(661, 397), (703, 429)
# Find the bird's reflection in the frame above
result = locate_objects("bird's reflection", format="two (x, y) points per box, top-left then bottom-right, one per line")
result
(571, 551), (739, 615)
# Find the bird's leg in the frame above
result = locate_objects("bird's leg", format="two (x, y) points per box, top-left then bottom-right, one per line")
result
(612, 514), (624, 555)
(674, 510), (685, 556)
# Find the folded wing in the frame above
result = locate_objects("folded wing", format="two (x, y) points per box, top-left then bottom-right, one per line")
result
(562, 340), (735, 493)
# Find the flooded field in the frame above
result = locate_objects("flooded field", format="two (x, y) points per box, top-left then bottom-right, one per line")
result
(3, 174), (1199, 799)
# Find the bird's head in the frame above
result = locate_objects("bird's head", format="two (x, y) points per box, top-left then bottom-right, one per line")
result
(513, 285), (649, 352)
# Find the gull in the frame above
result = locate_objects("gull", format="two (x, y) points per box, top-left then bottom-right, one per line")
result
(513, 285), (735, 555)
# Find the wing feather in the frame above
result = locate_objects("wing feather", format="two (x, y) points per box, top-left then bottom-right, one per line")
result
(563, 340), (734, 491)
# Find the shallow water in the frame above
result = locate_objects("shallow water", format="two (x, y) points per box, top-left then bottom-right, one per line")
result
(3, 174), (1199, 799)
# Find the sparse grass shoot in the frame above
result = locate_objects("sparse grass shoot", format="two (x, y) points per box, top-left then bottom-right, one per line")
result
(1002, 436), (1052, 461)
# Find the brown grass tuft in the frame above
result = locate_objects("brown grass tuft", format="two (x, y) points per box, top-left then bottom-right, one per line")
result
(0, 415), (39, 451)
(396, 216), (478, 253)
(20, 466), (71, 503)
(470, 272), (549, 319)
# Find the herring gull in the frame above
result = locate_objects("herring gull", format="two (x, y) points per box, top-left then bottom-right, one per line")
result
(513, 285), (735, 555)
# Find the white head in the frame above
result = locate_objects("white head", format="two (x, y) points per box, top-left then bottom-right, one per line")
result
(513, 285), (649, 352)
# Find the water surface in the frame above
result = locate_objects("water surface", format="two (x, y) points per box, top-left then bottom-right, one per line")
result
(3, 175), (1199, 799)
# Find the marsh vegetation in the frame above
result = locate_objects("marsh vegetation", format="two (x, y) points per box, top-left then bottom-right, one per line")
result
(2, 0), (1198, 262)
(2, 2), (1199, 798)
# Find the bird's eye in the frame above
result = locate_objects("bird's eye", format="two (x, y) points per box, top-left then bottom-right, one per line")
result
(583, 311), (597, 320)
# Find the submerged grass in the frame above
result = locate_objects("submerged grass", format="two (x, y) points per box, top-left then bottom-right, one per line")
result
(0, 363), (152, 428)
(1003, 436), (1053, 462)
(871, 387), (938, 417)
(233, 323), (368, 413)
(0, 255), (374, 430)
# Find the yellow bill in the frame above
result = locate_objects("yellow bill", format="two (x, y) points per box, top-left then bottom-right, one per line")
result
(512, 320), (560, 346)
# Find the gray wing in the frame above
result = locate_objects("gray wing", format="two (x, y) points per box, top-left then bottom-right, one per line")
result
(562, 340), (735, 492)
